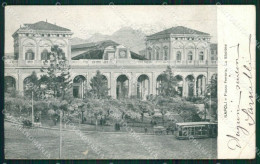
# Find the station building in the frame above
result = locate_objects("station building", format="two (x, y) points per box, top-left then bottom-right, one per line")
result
(5, 21), (217, 99)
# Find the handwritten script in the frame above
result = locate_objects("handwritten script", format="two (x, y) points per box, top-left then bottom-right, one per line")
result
(226, 34), (255, 151)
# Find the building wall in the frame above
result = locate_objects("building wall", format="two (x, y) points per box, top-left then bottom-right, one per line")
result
(5, 29), (217, 100)
(13, 33), (71, 66)
(145, 35), (212, 64)
(5, 61), (217, 99)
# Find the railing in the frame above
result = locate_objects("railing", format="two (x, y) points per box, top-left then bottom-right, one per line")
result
(70, 59), (217, 66)
(5, 59), (218, 67)
(70, 60), (116, 65)
(4, 60), (18, 66)
(25, 60), (35, 64)
(5, 60), (18, 64)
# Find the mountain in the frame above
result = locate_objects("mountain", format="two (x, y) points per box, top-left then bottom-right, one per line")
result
(110, 27), (146, 54)
(70, 37), (87, 45)
(86, 33), (110, 43)
(70, 27), (146, 54)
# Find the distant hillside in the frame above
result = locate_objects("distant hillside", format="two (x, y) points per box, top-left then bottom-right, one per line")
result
(71, 27), (146, 54)
(70, 37), (87, 45)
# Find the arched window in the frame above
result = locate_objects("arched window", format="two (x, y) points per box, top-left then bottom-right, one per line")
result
(41, 49), (49, 60)
(163, 47), (168, 60)
(187, 51), (193, 61)
(199, 51), (204, 61)
(25, 49), (35, 60)
(176, 51), (182, 61)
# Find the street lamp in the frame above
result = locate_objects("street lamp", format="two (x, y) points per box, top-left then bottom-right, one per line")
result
(32, 91), (34, 124)
(59, 86), (63, 159)
(206, 92), (211, 121)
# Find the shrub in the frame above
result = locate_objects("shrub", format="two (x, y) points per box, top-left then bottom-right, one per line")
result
(22, 119), (32, 127)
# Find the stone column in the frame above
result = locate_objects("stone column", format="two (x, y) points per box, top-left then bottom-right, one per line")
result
(19, 75), (26, 94)
(151, 72), (157, 95)
(195, 48), (197, 65)
(86, 72), (91, 91)
(182, 80), (186, 97)
(67, 40), (72, 63)
(36, 42), (39, 61)
(107, 73), (111, 96)
(160, 41), (163, 60)
(183, 47), (185, 61)
(18, 71), (23, 92)
(202, 76), (206, 96)
(130, 73), (137, 98)
(18, 37), (23, 64)
(194, 77), (197, 97)
(110, 73), (117, 99)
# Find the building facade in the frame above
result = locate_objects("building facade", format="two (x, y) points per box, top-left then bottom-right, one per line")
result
(5, 22), (217, 99)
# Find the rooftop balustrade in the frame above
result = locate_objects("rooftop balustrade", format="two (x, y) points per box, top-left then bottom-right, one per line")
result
(5, 59), (217, 67)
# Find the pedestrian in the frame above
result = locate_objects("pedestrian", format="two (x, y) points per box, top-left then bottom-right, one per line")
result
(144, 126), (148, 133)
(115, 123), (118, 131)
(118, 123), (120, 131)
(166, 126), (170, 135)
(171, 128), (175, 135)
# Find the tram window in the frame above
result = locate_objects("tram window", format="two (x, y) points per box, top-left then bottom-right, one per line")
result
(183, 127), (188, 136)
(202, 126), (206, 135)
(195, 127), (201, 135)
(190, 127), (195, 135)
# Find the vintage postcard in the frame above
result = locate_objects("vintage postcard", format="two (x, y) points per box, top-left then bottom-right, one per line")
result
(3, 5), (256, 159)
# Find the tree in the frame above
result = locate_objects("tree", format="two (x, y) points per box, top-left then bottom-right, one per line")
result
(137, 100), (154, 122)
(89, 70), (109, 99)
(206, 74), (217, 98)
(204, 99), (218, 121)
(71, 98), (87, 123)
(4, 90), (32, 117)
(48, 109), (59, 126)
(40, 45), (72, 99)
(204, 74), (218, 121)
(178, 102), (202, 122)
(153, 96), (171, 125)
(157, 66), (178, 97)
(23, 71), (41, 99)
(39, 45), (72, 123)
(34, 100), (48, 120)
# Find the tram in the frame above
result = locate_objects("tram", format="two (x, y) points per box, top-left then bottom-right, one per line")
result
(175, 122), (217, 139)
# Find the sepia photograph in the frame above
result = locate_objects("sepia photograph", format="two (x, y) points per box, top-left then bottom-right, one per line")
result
(3, 5), (226, 159)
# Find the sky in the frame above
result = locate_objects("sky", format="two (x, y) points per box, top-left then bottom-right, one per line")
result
(5, 5), (217, 53)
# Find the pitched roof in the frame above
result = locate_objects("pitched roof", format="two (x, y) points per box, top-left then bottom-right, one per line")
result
(148, 26), (210, 37)
(71, 40), (117, 50)
(71, 40), (147, 60)
(22, 21), (71, 32)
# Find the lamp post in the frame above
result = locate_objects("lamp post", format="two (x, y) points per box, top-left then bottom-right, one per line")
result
(59, 110), (62, 159)
(32, 91), (34, 124)
(59, 86), (63, 159)
(206, 92), (211, 121)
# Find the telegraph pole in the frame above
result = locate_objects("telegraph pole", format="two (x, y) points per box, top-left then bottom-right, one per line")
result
(209, 92), (211, 121)
(59, 110), (62, 159)
(206, 92), (211, 121)
(32, 91), (34, 124)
